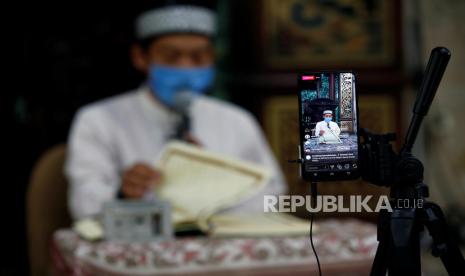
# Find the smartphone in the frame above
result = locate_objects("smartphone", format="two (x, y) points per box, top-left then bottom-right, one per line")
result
(298, 72), (360, 181)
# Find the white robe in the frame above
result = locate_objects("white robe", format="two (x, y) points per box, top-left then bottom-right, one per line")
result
(315, 121), (341, 137)
(65, 86), (286, 220)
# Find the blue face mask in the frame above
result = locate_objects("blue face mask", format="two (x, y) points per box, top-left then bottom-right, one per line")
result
(148, 64), (215, 107)
(324, 117), (332, 123)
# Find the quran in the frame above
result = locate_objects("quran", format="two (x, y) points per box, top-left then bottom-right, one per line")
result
(156, 142), (312, 236)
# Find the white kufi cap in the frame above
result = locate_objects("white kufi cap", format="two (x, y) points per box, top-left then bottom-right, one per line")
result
(136, 5), (216, 39)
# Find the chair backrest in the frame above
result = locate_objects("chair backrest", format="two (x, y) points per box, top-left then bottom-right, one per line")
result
(27, 144), (71, 276)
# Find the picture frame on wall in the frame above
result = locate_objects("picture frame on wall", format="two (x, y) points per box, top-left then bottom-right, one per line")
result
(261, 0), (399, 69)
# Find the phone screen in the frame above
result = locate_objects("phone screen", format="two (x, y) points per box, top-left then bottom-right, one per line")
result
(298, 72), (360, 181)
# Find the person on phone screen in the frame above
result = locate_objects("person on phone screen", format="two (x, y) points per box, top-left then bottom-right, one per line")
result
(315, 110), (341, 142)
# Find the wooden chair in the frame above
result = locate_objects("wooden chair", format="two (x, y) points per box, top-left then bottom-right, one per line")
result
(27, 144), (71, 276)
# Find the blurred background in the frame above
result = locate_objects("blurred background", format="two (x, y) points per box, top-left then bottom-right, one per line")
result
(5, 0), (465, 275)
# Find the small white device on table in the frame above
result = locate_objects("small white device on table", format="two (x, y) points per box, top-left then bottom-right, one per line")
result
(102, 200), (172, 242)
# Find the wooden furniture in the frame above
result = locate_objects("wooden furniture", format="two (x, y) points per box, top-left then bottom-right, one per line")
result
(27, 144), (71, 276)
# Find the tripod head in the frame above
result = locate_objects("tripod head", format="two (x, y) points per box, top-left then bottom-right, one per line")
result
(361, 47), (451, 186)
(363, 48), (465, 276)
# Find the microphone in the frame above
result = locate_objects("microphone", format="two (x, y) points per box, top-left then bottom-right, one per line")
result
(172, 91), (195, 140)
(172, 90), (194, 115)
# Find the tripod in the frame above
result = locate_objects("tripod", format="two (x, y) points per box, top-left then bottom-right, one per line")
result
(362, 47), (465, 275)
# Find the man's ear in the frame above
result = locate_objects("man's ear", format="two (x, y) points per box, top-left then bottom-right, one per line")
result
(130, 44), (149, 74)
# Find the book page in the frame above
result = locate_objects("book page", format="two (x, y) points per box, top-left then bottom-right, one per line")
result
(155, 142), (271, 226)
(205, 213), (315, 237)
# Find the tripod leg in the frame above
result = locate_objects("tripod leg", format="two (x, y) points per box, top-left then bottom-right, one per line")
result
(370, 209), (389, 276)
(422, 202), (465, 276)
(370, 237), (389, 276)
(371, 207), (422, 275)
(388, 208), (422, 276)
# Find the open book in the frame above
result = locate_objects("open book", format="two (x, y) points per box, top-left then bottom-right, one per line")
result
(155, 142), (313, 237)
(74, 142), (313, 241)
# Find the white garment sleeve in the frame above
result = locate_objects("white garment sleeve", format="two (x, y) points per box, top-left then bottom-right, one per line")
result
(65, 107), (120, 220)
(315, 122), (321, 136)
(227, 113), (287, 213)
(333, 122), (341, 135)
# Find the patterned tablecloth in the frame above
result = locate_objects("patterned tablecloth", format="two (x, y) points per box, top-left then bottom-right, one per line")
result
(51, 219), (378, 276)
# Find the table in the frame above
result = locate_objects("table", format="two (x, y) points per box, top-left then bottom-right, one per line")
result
(51, 219), (377, 276)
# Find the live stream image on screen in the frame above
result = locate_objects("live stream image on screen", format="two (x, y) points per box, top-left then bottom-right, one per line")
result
(300, 72), (358, 173)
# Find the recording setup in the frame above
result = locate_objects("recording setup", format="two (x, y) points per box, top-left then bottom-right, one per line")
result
(291, 47), (465, 275)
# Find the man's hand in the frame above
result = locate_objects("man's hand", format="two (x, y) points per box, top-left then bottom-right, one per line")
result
(182, 132), (203, 147)
(121, 163), (162, 198)
(319, 130), (325, 136)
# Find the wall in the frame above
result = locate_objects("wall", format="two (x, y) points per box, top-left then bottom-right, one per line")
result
(419, 0), (465, 209)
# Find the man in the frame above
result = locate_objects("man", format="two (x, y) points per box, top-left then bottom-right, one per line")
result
(315, 110), (341, 140)
(65, 5), (286, 220)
